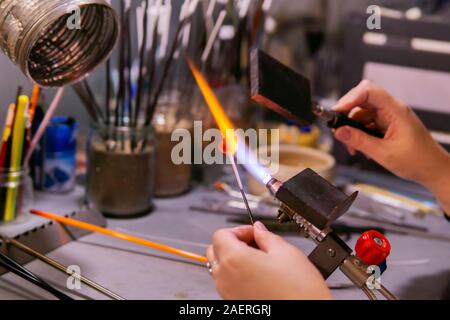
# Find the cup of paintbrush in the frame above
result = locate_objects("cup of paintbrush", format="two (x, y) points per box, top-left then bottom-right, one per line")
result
(85, 124), (156, 218)
(152, 90), (193, 197)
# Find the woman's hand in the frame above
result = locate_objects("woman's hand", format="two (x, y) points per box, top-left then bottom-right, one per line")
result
(206, 222), (332, 300)
(333, 80), (450, 214)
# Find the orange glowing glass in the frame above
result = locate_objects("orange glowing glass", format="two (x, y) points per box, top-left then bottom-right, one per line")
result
(30, 209), (208, 264)
(187, 60), (237, 155)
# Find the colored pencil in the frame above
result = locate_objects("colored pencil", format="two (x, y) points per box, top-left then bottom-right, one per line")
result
(24, 87), (65, 164)
(4, 95), (29, 222)
(0, 103), (16, 169)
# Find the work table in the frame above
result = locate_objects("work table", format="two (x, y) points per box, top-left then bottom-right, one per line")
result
(0, 172), (450, 300)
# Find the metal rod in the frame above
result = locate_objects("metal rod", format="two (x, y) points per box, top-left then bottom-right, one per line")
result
(124, 1), (133, 127)
(201, 10), (227, 64)
(82, 80), (104, 124)
(116, 0), (126, 127)
(379, 284), (398, 300)
(144, 13), (160, 121)
(311, 104), (335, 122)
(361, 285), (377, 300)
(105, 59), (111, 125)
(228, 153), (255, 225)
(135, 0), (150, 127)
(6, 238), (125, 301)
(73, 83), (100, 122)
(0, 248), (72, 300)
(145, 18), (188, 125)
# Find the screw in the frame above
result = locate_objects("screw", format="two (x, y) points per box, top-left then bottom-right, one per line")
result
(328, 249), (336, 257)
(373, 237), (383, 246)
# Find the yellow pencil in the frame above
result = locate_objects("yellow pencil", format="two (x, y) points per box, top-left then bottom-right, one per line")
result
(4, 96), (29, 222)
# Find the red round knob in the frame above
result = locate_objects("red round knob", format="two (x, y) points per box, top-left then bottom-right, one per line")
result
(355, 230), (391, 266)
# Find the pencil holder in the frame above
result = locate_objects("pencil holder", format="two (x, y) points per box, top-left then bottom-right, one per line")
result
(0, 167), (33, 225)
(86, 125), (156, 218)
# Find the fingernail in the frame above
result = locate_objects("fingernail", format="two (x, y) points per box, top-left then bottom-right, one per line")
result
(336, 128), (352, 141)
(254, 221), (268, 231)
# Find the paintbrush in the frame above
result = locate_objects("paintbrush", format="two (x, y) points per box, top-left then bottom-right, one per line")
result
(143, 13), (160, 125)
(201, 10), (227, 66)
(24, 88), (65, 164)
(105, 59), (112, 125)
(141, 0), (162, 125)
(124, 0), (133, 127)
(72, 83), (101, 123)
(82, 80), (104, 124)
(145, 18), (189, 125)
(116, 0), (127, 127)
(134, 0), (150, 128)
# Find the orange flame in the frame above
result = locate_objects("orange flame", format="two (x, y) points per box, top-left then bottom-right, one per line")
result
(187, 59), (237, 154)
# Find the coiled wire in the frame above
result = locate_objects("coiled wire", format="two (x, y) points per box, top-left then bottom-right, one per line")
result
(0, 0), (119, 87)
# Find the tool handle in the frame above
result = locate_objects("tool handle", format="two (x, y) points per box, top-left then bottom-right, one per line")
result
(329, 113), (384, 139)
(355, 230), (391, 266)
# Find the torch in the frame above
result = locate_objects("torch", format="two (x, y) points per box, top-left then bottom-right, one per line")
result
(265, 170), (396, 300)
(188, 57), (397, 300)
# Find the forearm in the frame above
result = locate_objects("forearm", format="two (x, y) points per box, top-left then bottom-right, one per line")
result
(422, 150), (450, 216)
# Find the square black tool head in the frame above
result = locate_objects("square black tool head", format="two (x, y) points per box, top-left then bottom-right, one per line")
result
(276, 169), (358, 230)
(250, 49), (315, 125)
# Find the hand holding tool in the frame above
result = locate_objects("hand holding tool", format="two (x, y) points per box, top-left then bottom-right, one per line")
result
(250, 49), (384, 139)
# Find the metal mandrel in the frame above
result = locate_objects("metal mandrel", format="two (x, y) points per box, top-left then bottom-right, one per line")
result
(6, 238), (125, 301)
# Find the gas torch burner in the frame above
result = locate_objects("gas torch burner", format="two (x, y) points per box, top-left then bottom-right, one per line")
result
(266, 169), (397, 300)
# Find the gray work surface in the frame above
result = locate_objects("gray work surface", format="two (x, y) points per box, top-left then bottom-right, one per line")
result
(0, 180), (450, 300)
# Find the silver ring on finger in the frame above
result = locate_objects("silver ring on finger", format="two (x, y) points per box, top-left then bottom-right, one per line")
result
(206, 260), (219, 276)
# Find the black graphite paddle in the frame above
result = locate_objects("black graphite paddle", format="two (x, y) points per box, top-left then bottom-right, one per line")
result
(250, 49), (384, 139)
